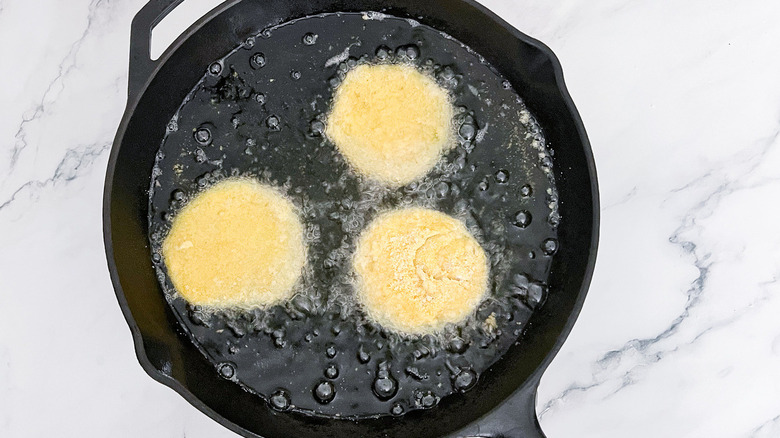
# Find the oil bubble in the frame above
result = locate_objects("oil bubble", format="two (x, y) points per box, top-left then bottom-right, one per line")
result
(270, 389), (291, 411)
(373, 365), (398, 400)
(548, 212), (561, 227)
(541, 155), (553, 169)
(404, 45), (420, 60)
(526, 283), (547, 308)
(266, 115), (280, 131)
(513, 210), (532, 228)
(434, 181), (449, 197)
(194, 148), (207, 163)
(171, 189), (186, 203)
(290, 295), (312, 316)
(375, 45), (391, 60)
(302, 32), (318, 45)
(326, 344), (337, 358)
(520, 184), (533, 198)
(373, 376), (398, 400)
(495, 169), (509, 184)
(454, 155), (466, 170)
(439, 66), (455, 81)
(272, 329), (286, 348)
(310, 119), (325, 136)
(325, 364), (339, 379)
(542, 238), (558, 255)
(291, 70), (301, 80)
(458, 123), (476, 141)
(391, 403), (404, 416)
(208, 61), (223, 75)
(254, 93), (266, 104)
(314, 381), (336, 404)
(447, 336), (469, 354)
(357, 344), (371, 364)
(194, 127), (212, 145)
(250, 53), (266, 69)
(416, 391), (439, 409)
(452, 368), (478, 392)
(217, 362), (235, 379)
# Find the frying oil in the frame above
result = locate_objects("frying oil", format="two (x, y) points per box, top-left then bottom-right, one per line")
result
(148, 12), (559, 418)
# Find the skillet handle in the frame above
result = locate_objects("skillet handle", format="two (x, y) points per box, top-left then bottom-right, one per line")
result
(451, 378), (546, 438)
(495, 384), (546, 438)
(128, 0), (186, 98)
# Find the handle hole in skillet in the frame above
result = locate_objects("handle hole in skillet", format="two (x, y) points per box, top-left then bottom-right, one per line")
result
(150, 0), (223, 60)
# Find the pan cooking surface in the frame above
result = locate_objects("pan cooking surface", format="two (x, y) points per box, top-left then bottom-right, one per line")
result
(147, 12), (559, 418)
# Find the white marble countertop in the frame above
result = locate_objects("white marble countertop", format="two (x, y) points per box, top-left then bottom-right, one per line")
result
(2, 0), (779, 437)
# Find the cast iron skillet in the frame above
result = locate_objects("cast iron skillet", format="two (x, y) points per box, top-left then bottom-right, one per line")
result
(103, 0), (599, 437)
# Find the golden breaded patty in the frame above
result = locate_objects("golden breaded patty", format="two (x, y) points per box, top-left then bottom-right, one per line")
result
(326, 63), (454, 187)
(162, 179), (306, 309)
(353, 207), (489, 334)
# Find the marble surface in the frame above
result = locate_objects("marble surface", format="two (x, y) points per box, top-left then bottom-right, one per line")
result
(1, 0), (779, 436)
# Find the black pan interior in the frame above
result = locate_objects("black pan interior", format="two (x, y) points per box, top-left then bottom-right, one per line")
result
(148, 12), (559, 419)
(105, 1), (597, 437)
